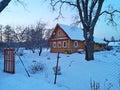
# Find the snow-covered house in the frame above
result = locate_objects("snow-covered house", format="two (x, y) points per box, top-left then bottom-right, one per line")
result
(108, 42), (120, 47)
(49, 24), (107, 53)
(94, 38), (108, 51)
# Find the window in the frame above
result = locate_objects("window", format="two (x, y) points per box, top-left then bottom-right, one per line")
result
(63, 41), (67, 48)
(53, 32), (56, 35)
(58, 41), (61, 48)
(74, 41), (78, 47)
(53, 42), (56, 48)
(58, 30), (61, 36)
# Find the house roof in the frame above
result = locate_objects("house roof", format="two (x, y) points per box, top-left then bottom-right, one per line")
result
(94, 38), (107, 44)
(54, 23), (107, 44)
(108, 42), (120, 46)
(58, 24), (84, 40)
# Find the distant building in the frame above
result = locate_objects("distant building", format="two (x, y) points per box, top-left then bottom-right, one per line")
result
(108, 42), (120, 47)
(49, 24), (107, 53)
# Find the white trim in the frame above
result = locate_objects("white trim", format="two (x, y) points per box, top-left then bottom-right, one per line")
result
(74, 41), (78, 48)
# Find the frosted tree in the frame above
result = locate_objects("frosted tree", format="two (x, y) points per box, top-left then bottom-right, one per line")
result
(111, 36), (115, 42)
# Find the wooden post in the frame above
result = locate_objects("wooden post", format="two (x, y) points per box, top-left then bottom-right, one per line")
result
(54, 52), (60, 84)
(18, 55), (30, 77)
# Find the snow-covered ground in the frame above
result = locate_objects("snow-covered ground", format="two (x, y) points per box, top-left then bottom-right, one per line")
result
(0, 47), (120, 90)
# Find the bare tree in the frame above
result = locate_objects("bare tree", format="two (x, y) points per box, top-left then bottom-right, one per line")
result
(0, 25), (3, 42)
(0, 0), (11, 48)
(14, 26), (26, 43)
(111, 36), (115, 42)
(3, 25), (15, 47)
(49, 0), (120, 60)
(30, 22), (47, 55)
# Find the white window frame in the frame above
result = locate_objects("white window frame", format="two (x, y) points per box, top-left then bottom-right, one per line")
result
(63, 41), (67, 48)
(53, 42), (56, 48)
(57, 41), (61, 48)
(74, 41), (78, 48)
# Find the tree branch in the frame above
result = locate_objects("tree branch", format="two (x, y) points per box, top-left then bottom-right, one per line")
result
(76, 0), (86, 28)
(81, 0), (88, 24)
(55, 3), (64, 20)
(0, 0), (11, 13)
(59, 0), (77, 7)
(100, 9), (120, 26)
(100, 10), (120, 16)
(88, 0), (97, 25)
(50, 0), (77, 20)
(91, 0), (104, 29)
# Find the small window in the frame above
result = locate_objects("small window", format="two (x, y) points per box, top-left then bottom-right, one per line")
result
(53, 32), (56, 35)
(74, 41), (78, 47)
(53, 42), (56, 48)
(58, 31), (61, 36)
(63, 41), (67, 48)
(58, 42), (61, 48)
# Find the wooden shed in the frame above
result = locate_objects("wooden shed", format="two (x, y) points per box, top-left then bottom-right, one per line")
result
(94, 38), (107, 51)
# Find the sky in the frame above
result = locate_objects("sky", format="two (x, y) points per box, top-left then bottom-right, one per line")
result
(0, 0), (120, 40)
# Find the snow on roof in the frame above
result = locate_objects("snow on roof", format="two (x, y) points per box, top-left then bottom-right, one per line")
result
(94, 38), (107, 44)
(108, 42), (120, 46)
(58, 23), (106, 44)
(58, 24), (84, 40)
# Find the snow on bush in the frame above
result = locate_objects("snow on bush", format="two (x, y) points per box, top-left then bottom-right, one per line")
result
(29, 61), (45, 74)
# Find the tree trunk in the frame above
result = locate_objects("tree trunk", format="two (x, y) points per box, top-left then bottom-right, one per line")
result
(84, 28), (94, 61)
(85, 40), (94, 61)
(38, 46), (42, 56)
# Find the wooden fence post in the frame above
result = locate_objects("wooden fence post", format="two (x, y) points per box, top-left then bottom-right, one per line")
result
(54, 52), (60, 84)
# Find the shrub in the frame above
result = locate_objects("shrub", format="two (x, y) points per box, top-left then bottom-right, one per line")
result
(106, 46), (113, 51)
(90, 79), (100, 90)
(29, 62), (45, 74)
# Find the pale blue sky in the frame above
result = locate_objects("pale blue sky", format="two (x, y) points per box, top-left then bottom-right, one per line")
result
(0, 0), (72, 26)
(0, 0), (120, 40)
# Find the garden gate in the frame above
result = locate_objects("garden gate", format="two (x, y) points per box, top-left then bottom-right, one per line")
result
(4, 48), (15, 74)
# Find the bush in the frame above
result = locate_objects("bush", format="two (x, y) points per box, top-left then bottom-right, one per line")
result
(90, 79), (100, 90)
(106, 46), (113, 51)
(116, 47), (120, 52)
(29, 62), (45, 74)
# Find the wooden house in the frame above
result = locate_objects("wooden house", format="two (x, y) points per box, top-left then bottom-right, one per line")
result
(49, 24), (107, 53)
(94, 38), (108, 51)
(108, 42), (120, 47)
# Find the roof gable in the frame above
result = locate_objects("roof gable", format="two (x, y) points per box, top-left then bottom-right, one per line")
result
(58, 24), (84, 40)
(50, 24), (69, 40)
